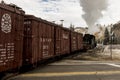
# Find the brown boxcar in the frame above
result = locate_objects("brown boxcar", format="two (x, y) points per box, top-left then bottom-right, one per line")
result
(23, 15), (54, 65)
(77, 33), (83, 50)
(54, 25), (61, 56)
(55, 26), (70, 56)
(61, 27), (70, 55)
(70, 31), (78, 52)
(0, 2), (24, 72)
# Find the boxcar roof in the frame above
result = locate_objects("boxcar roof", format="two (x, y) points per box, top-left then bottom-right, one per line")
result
(0, 2), (25, 14)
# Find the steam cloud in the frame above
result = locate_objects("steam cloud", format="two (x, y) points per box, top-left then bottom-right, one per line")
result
(80, 0), (108, 34)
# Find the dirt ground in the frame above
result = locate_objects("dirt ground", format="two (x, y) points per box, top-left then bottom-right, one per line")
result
(69, 45), (120, 61)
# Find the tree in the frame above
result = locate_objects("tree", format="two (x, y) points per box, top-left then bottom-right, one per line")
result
(103, 28), (110, 45)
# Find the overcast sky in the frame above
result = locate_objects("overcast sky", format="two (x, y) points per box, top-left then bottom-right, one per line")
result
(2, 0), (120, 27)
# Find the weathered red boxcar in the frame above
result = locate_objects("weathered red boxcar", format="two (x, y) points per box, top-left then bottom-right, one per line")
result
(0, 2), (24, 72)
(70, 31), (78, 52)
(54, 25), (61, 56)
(61, 27), (70, 54)
(77, 33), (83, 50)
(55, 26), (70, 56)
(23, 15), (54, 65)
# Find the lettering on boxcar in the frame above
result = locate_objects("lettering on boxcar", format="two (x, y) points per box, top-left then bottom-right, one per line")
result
(1, 14), (12, 33)
(42, 38), (52, 57)
(0, 43), (14, 65)
(24, 21), (31, 24)
(63, 34), (68, 39)
(73, 37), (76, 39)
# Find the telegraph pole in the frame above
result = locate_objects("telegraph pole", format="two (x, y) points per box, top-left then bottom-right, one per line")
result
(60, 20), (64, 27)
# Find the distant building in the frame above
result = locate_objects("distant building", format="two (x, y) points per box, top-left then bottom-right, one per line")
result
(74, 27), (88, 35)
(74, 25), (116, 44)
(74, 26), (105, 44)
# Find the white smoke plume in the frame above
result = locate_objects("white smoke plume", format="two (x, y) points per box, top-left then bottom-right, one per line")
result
(80, 0), (108, 34)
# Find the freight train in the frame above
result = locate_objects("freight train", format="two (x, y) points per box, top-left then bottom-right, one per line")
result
(0, 2), (96, 74)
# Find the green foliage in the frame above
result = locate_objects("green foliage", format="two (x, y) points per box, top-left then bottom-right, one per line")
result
(103, 28), (110, 45)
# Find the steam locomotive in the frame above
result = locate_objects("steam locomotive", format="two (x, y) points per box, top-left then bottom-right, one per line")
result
(83, 34), (97, 50)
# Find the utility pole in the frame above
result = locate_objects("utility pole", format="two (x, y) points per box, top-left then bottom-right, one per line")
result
(110, 31), (114, 60)
(110, 35), (112, 60)
(52, 21), (55, 23)
(60, 20), (64, 27)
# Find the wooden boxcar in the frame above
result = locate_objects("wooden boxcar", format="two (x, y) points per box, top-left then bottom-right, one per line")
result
(55, 26), (70, 56)
(0, 3), (24, 72)
(54, 25), (61, 56)
(77, 33), (83, 50)
(70, 31), (78, 52)
(23, 15), (54, 65)
(60, 27), (70, 55)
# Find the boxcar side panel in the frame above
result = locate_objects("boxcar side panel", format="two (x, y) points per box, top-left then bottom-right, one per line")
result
(31, 21), (39, 64)
(61, 28), (70, 55)
(0, 4), (24, 72)
(77, 33), (83, 50)
(23, 18), (42, 65)
(55, 26), (61, 56)
(23, 20), (33, 65)
(41, 22), (54, 59)
(70, 32), (78, 52)
(23, 16), (55, 65)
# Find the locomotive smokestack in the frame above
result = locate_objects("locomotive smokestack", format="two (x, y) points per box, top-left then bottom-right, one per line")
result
(80, 0), (108, 34)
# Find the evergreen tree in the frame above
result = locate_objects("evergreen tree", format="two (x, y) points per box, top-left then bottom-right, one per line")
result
(103, 28), (109, 45)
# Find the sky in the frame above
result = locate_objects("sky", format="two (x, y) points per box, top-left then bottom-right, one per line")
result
(2, 0), (120, 28)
